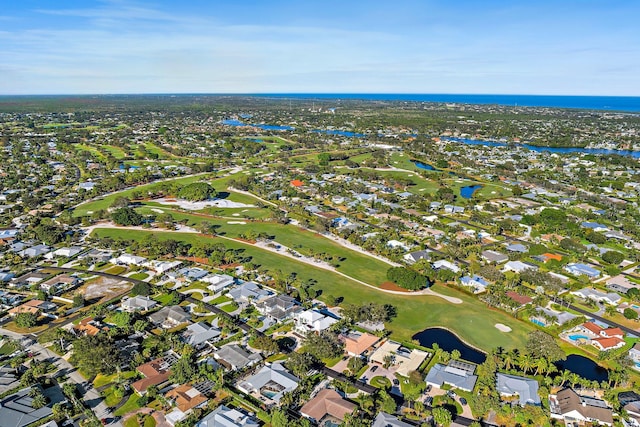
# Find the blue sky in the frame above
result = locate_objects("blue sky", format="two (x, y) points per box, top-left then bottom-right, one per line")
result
(1, 0), (639, 95)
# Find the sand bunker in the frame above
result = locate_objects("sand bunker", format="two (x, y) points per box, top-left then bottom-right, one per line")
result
(495, 323), (512, 332)
(227, 221), (247, 225)
(151, 208), (164, 213)
(154, 197), (255, 210)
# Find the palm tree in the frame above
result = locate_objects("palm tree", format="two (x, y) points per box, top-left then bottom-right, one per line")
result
(569, 373), (581, 389)
(519, 353), (534, 374)
(545, 362), (558, 378)
(559, 369), (571, 387)
(534, 358), (548, 376)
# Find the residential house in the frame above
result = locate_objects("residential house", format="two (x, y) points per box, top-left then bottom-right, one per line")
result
(0, 365), (18, 394)
(20, 244), (51, 258)
(571, 288), (620, 305)
(425, 360), (478, 392)
(481, 250), (509, 264)
(0, 271), (14, 283)
(293, 309), (338, 335)
(201, 274), (235, 293)
(564, 263), (601, 279)
(121, 296), (158, 312)
(40, 274), (79, 294)
(460, 275), (489, 294)
(237, 363), (300, 404)
(228, 282), (271, 305)
(503, 260), (537, 273)
(0, 385), (66, 427)
(606, 275), (639, 294)
(9, 272), (48, 289)
(581, 222), (609, 232)
(168, 267), (209, 283)
(195, 405), (259, 427)
(372, 412), (413, 427)
(165, 384), (208, 414)
(387, 240), (411, 251)
(506, 243), (528, 253)
(149, 306), (190, 329)
(214, 344), (262, 371)
(181, 321), (221, 349)
(8, 300), (56, 316)
(72, 317), (107, 337)
(300, 388), (357, 424)
(113, 254), (147, 266)
(530, 307), (576, 327)
(403, 250), (431, 264)
(496, 373), (540, 406)
(370, 340), (429, 376)
(549, 388), (613, 426)
(506, 291), (533, 307)
(132, 353), (179, 395)
(341, 331), (380, 357)
(146, 260), (182, 274)
(256, 294), (301, 321)
(432, 259), (461, 274)
(46, 246), (83, 259)
(629, 343), (640, 368)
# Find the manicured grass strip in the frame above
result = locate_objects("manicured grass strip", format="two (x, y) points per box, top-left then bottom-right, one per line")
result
(114, 394), (143, 416)
(91, 228), (533, 351)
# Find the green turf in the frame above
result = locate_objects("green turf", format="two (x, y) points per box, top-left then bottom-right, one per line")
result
(91, 228), (533, 351)
(114, 394), (142, 416)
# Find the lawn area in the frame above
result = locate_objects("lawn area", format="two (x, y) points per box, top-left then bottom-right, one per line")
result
(91, 228), (534, 351)
(73, 172), (222, 217)
(103, 386), (125, 407)
(93, 371), (138, 388)
(104, 265), (128, 275)
(153, 293), (177, 305)
(132, 207), (392, 286)
(209, 295), (233, 305)
(370, 376), (391, 388)
(114, 394), (143, 416)
(129, 272), (149, 281)
(0, 341), (19, 355)
(102, 145), (129, 159)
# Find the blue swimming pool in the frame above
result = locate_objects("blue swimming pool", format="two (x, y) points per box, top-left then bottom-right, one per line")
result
(530, 318), (546, 327)
(568, 334), (590, 342)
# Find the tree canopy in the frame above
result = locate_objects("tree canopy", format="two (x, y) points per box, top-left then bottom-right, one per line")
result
(111, 207), (143, 226)
(178, 182), (216, 201)
(386, 267), (432, 290)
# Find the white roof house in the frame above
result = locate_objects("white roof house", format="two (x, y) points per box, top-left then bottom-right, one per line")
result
(121, 296), (157, 312)
(182, 321), (221, 348)
(195, 405), (259, 427)
(432, 259), (461, 273)
(113, 254), (147, 266)
(293, 309), (339, 335)
(202, 274), (235, 293)
(503, 261), (537, 274)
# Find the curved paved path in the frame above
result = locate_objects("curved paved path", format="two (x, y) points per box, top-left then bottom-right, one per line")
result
(87, 224), (461, 304)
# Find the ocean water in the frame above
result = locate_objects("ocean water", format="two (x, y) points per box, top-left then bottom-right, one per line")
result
(250, 93), (640, 112)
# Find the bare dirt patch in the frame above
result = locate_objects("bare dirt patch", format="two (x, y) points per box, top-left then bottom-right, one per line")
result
(379, 281), (410, 292)
(81, 277), (131, 300)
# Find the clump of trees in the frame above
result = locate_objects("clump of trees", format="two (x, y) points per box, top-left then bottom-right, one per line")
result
(178, 182), (216, 201)
(111, 207), (143, 226)
(386, 267), (432, 290)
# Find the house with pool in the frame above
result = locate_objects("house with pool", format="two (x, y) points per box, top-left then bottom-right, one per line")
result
(563, 322), (626, 351)
(237, 362), (299, 406)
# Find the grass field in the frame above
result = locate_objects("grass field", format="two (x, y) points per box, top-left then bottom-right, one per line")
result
(133, 207), (392, 286)
(114, 394), (142, 416)
(91, 228), (533, 350)
(102, 145), (129, 159)
(73, 172), (219, 217)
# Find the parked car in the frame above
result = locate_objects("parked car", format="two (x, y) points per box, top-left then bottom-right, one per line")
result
(393, 379), (400, 386)
(425, 396), (433, 406)
(371, 365), (378, 372)
(460, 397), (468, 406)
(426, 384), (432, 392)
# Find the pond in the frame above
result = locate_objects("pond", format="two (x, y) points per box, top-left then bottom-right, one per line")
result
(460, 185), (483, 199)
(555, 354), (609, 382)
(411, 160), (437, 171)
(412, 327), (486, 364)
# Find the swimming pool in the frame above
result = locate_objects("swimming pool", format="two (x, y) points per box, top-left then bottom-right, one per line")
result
(568, 334), (590, 342)
(530, 318), (546, 327)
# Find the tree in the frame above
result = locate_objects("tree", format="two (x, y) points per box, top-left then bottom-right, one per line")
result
(72, 294), (84, 308)
(303, 331), (344, 360)
(525, 331), (566, 363)
(409, 370), (424, 385)
(30, 390), (48, 409)
(602, 250), (625, 265)
(286, 351), (316, 377)
(624, 308), (638, 320)
(386, 267), (432, 290)
(70, 335), (121, 377)
(111, 207), (143, 226)
(432, 406), (453, 427)
(178, 182), (216, 201)
(270, 409), (289, 427)
(249, 335), (279, 354)
(170, 353), (197, 384)
(347, 357), (365, 376)
(131, 281), (151, 296)
(15, 312), (38, 328)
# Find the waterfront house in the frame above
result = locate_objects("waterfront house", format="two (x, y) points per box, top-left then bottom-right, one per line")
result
(341, 331), (381, 357)
(496, 373), (540, 406)
(293, 309), (338, 335)
(460, 275), (489, 294)
(425, 360), (478, 392)
(403, 249), (432, 264)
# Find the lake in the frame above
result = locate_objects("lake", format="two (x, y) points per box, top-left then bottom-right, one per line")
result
(312, 129), (366, 138)
(555, 354), (608, 382)
(411, 160), (437, 171)
(412, 327), (486, 364)
(221, 119), (294, 131)
(444, 137), (640, 159)
(460, 185), (483, 199)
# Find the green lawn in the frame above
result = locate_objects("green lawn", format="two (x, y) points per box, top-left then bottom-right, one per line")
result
(104, 265), (127, 275)
(73, 172), (221, 216)
(129, 272), (149, 281)
(91, 228), (533, 351)
(93, 371), (138, 388)
(209, 295), (232, 305)
(114, 394), (143, 416)
(132, 208), (392, 286)
(370, 376), (391, 388)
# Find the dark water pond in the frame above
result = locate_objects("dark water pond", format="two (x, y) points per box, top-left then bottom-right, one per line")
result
(412, 327), (486, 364)
(460, 185), (483, 199)
(412, 160), (437, 171)
(555, 354), (609, 382)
